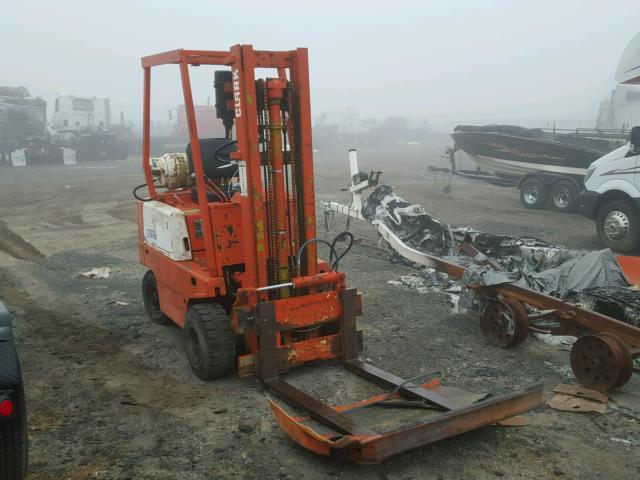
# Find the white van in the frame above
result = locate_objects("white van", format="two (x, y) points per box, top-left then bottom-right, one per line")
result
(580, 126), (640, 253)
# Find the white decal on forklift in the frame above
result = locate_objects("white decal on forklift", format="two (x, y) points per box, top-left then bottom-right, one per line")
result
(238, 160), (248, 197)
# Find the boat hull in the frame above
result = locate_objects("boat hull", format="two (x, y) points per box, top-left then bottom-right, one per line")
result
(467, 153), (588, 177)
(451, 128), (609, 178)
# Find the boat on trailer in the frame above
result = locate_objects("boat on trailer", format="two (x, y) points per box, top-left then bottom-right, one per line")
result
(450, 124), (627, 177)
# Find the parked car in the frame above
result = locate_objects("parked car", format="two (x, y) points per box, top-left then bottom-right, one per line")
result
(0, 301), (27, 480)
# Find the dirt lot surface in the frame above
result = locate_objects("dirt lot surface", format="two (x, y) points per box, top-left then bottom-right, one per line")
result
(1, 133), (639, 479)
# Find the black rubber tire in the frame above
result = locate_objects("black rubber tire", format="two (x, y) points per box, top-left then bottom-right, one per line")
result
(549, 179), (579, 213)
(519, 177), (549, 209)
(184, 303), (235, 380)
(141, 270), (171, 325)
(596, 199), (640, 254)
(0, 383), (28, 480)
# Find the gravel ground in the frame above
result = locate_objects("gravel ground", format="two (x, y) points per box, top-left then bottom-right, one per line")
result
(0, 134), (639, 479)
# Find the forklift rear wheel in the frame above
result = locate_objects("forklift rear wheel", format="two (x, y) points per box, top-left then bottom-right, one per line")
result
(142, 271), (171, 325)
(569, 332), (633, 391)
(185, 303), (236, 380)
(480, 298), (529, 348)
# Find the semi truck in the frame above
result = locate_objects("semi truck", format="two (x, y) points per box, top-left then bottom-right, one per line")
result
(0, 86), (74, 167)
(50, 95), (133, 161)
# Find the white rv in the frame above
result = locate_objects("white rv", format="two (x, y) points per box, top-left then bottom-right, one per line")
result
(580, 32), (640, 253)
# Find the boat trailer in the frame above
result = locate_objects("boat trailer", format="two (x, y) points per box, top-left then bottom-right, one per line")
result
(324, 150), (640, 392)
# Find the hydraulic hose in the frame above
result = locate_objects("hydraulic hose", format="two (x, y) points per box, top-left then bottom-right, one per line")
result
(297, 238), (337, 273)
(296, 231), (355, 272)
(329, 231), (354, 271)
(133, 183), (152, 201)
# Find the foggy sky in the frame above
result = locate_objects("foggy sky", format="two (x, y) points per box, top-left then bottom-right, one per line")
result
(4, 0), (639, 131)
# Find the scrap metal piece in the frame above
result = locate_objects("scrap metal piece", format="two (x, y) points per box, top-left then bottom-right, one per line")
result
(269, 384), (543, 463)
(326, 161), (640, 389)
(548, 394), (607, 414)
(496, 415), (529, 427)
(553, 384), (608, 404)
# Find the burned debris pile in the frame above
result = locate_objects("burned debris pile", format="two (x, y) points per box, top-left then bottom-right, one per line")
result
(363, 185), (640, 326)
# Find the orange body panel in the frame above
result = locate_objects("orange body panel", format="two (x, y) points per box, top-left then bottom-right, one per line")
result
(616, 255), (640, 287)
(211, 203), (243, 269)
(138, 197), (234, 326)
(185, 212), (205, 252)
(140, 246), (226, 327)
(284, 333), (342, 365)
(273, 291), (341, 328)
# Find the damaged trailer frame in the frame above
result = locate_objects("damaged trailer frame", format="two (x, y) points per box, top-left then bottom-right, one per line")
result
(324, 150), (640, 392)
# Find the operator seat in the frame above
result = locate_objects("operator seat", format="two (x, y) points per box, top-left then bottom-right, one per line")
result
(186, 138), (237, 179)
(186, 138), (237, 203)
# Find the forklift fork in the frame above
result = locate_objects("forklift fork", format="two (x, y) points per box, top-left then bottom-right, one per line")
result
(256, 289), (542, 463)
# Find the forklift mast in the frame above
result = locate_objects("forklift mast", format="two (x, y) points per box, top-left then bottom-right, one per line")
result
(141, 47), (317, 292)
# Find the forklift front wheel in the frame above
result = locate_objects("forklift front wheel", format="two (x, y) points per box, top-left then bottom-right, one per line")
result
(184, 303), (236, 380)
(142, 271), (171, 325)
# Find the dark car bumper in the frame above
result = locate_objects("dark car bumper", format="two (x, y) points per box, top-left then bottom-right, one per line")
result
(579, 189), (601, 220)
(0, 302), (21, 420)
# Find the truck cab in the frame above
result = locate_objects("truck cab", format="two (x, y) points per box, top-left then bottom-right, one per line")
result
(50, 95), (129, 161)
(51, 95), (111, 133)
(580, 126), (640, 253)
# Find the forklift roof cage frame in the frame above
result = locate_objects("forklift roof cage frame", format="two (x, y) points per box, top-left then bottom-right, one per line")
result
(140, 47), (318, 290)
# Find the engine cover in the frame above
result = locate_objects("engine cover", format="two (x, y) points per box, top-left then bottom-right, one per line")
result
(142, 201), (192, 261)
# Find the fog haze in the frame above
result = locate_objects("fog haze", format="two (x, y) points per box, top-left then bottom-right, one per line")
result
(4, 0), (639, 131)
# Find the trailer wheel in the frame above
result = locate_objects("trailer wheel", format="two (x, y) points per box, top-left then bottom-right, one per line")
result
(519, 177), (548, 209)
(480, 298), (529, 348)
(570, 332), (633, 391)
(596, 199), (640, 254)
(184, 303), (235, 380)
(142, 271), (171, 325)
(549, 180), (579, 213)
(0, 383), (28, 480)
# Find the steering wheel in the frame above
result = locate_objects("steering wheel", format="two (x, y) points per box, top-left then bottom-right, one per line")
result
(214, 140), (237, 167)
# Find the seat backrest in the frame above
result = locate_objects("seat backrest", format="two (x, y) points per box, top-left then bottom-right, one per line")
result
(186, 138), (237, 179)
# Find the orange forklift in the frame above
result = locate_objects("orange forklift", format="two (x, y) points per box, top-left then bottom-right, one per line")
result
(136, 45), (543, 462)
